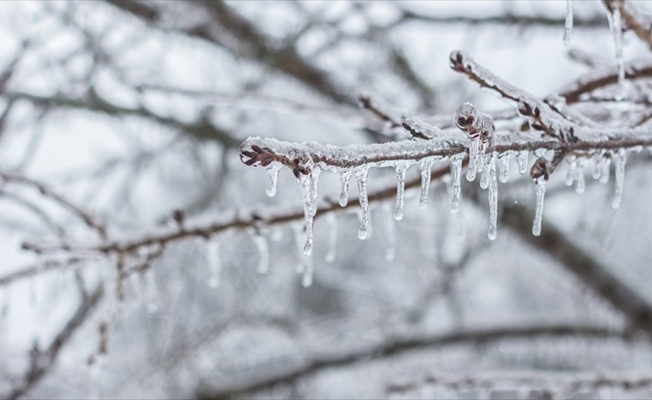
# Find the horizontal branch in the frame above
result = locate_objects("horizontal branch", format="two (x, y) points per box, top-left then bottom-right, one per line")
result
(196, 323), (625, 398)
(240, 134), (652, 173)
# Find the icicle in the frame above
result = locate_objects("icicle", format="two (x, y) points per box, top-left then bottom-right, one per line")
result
(592, 153), (603, 180)
(516, 150), (529, 175)
(292, 224), (306, 274)
(419, 158), (434, 209)
(532, 177), (547, 236)
(498, 152), (510, 183)
(574, 159), (586, 194)
(265, 162), (282, 197)
(207, 239), (221, 289)
(479, 157), (490, 190)
(356, 167), (370, 240)
(383, 202), (396, 262)
(271, 228), (283, 242)
(564, 0), (573, 46)
(296, 167), (321, 255)
(487, 153), (498, 240)
(339, 169), (352, 207)
(325, 213), (337, 263)
(565, 158), (577, 186)
(302, 256), (314, 287)
(600, 155), (611, 184)
(606, 3), (625, 99)
(145, 270), (158, 314)
(466, 139), (479, 181)
(612, 149), (627, 209)
(253, 233), (270, 274)
(394, 162), (408, 220)
(0, 287), (8, 318)
(450, 154), (464, 213)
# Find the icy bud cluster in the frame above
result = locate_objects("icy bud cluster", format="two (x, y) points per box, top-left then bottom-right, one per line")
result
(455, 102), (494, 182)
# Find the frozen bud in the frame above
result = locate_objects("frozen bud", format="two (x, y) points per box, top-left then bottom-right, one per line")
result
(530, 158), (550, 181)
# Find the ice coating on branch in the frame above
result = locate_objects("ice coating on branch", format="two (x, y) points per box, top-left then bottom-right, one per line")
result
(532, 177), (547, 236)
(339, 169), (352, 207)
(356, 167), (370, 240)
(606, 3), (625, 98)
(265, 162), (282, 197)
(564, 0), (573, 46)
(394, 162), (409, 220)
(206, 239), (221, 289)
(402, 116), (444, 139)
(516, 151), (529, 175)
(383, 202), (396, 262)
(450, 154), (464, 213)
(296, 167), (321, 255)
(253, 233), (270, 274)
(419, 158), (434, 209)
(575, 159), (586, 194)
(325, 213), (337, 263)
(498, 152), (510, 183)
(487, 153), (498, 240)
(612, 149), (627, 209)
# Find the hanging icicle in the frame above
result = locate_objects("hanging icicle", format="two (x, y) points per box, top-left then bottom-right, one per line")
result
(574, 159), (586, 194)
(419, 158), (434, 209)
(612, 149), (627, 209)
(265, 162), (282, 197)
(302, 256), (314, 288)
(296, 167), (321, 255)
(339, 169), (352, 207)
(394, 162), (409, 220)
(606, 2), (625, 99)
(532, 177), (547, 236)
(487, 153), (498, 240)
(516, 150), (529, 175)
(498, 152), (510, 183)
(450, 154), (464, 213)
(356, 166), (370, 240)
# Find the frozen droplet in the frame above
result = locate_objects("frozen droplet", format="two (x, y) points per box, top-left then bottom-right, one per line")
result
(612, 149), (627, 209)
(206, 239), (221, 288)
(565, 157), (577, 186)
(325, 213), (337, 263)
(450, 154), (464, 213)
(394, 162), (409, 220)
(575, 159), (586, 194)
(487, 153), (498, 240)
(383, 202), (396, 262)
(532, 177), (547, 236)
(265, 162), (282, 197)
(296, 167), (321, 255)
(564, 0), (573, 45)
(516, 150), (529, 175)
(253, 233), (270, 274)
(419, 158), (434, 209)
(498, 152), (510, 183)
(339, 169), (352, 207)
(356, 167), (370, 240)
(466, 139), (479, 182)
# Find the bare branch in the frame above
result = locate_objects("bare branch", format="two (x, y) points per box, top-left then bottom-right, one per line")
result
(3, 284), (104, 400)
(196, 323), (626, 398)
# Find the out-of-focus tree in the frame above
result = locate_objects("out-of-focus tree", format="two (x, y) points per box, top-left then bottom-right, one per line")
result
(2, 1), (652, 399)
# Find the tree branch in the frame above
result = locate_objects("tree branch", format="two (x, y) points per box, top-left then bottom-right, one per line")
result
(196, 323), (625, 399)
